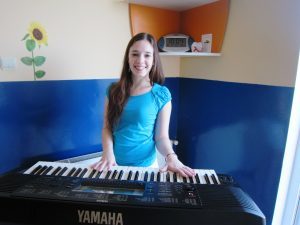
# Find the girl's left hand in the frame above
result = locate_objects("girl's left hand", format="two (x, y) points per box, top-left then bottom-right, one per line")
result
(159, 154), (195, 177)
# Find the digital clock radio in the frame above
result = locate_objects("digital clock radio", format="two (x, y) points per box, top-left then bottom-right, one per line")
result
(158, 33), (194, 52)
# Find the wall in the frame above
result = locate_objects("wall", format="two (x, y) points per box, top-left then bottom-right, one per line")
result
(0, 0), (131, 81)
(180, 0), (229, 53)
(177, 0), (300, 224)
(0, 0), (177, 79)
(180, 0), (300, 87)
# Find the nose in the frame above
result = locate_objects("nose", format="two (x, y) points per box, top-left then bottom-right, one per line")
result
(136, 55), (145, 62)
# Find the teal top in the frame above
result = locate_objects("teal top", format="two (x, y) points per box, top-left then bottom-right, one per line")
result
(110, 83), (172, 166)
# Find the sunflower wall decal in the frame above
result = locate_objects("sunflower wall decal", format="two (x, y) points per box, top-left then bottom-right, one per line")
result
(21, 22), (48, 80)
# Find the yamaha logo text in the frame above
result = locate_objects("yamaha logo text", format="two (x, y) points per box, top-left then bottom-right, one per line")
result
(78, 209), (123, 225)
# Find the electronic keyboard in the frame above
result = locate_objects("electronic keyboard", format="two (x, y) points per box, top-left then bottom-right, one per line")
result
(0, 161), (266, 225)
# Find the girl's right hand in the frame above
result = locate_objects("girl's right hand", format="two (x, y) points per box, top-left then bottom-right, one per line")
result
(91, 151), (117, 171)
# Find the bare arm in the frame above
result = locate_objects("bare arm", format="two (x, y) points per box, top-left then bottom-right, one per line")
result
(92, 97), (117, 171)
(155, 101), (195, 177)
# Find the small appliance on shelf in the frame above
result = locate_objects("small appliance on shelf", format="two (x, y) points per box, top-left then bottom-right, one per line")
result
(158, 33), (194, 52)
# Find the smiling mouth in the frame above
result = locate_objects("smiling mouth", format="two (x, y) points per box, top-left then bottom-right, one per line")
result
(134, 66), (147, 71)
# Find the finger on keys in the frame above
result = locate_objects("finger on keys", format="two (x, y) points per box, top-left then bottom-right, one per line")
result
(106, 162), (117, 171)
(92, 161), (106, 172)
(91, 161), (100, 170)
(179, 166), (195, 178)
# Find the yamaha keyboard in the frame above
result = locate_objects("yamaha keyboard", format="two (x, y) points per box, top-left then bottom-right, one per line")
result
(0, 161), (266, 225)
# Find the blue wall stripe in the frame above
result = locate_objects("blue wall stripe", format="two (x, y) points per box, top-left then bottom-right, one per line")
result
(176, 78), (294, 225)
(0, 79), (113, 172)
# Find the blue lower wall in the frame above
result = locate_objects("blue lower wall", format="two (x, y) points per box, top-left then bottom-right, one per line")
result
(0, 77), (294, 225)
(0, 79), (112, 172)
(176, 78), (294, 225)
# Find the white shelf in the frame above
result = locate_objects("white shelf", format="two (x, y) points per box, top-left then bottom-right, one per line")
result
(125, 0), (218, 11)
(159, 52), (221, 57)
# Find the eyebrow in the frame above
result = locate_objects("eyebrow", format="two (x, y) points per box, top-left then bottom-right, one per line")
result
(130, 50), (153, 54)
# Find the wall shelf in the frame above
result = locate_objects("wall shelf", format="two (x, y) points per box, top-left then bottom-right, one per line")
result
(159, 52), (221, 57)
(129, 0), (229, 54)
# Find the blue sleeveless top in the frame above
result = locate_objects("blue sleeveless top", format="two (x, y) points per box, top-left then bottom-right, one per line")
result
(110, 83), (171, 166)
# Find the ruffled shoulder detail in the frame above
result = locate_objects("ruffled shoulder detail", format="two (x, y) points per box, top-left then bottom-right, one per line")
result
(151, 83), (172, 111)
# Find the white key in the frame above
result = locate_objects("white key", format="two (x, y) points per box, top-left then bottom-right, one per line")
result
(196, 169), (207, 184)
(168, 171), (174, 183)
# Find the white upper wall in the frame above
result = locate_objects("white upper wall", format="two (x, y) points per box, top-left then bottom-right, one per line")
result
(0, 0), (132, 81)
(1, 0), (299, 86)
(180, 0), (300, 87)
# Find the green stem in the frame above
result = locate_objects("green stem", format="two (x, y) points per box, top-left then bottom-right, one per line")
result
(31, 51), (36, 81)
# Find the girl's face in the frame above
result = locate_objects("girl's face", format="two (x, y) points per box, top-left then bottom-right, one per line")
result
(128, 40), (154, 79)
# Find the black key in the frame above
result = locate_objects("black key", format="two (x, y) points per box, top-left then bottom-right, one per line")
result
(189, 176), (194, 184)
(150, 172), (155, 181)
(105, 170), (112, 179)
(36, 165), (48, 175)
(67, 167), (76, 176)
(79, 168), (88, 178)
(73, 168), (82, 177)
(166, 172), (170, 182)
(144, 171), (148, 182)
(41, 166), (53, 175)
(211, 174), (218, 184)
(134, 171), (139, 181)
(88, 169), (97, 178)
(57, 167), (68, 176)
(157, 172), (161, 182)
(30, 165), (42, 175)
(117, 170), (124, 180)
(195, 174), (200, 184)
(127, 171), (133, 180)
(183, 177), (187, 183)
(173, 173), (177, 182)
(51, 167), (61, 176)
(204, 174), (211, 184)
(111, 170), (118, 179)
(95, 171), (102, 179)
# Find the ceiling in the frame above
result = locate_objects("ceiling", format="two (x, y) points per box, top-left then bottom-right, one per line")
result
(125, 0), (219, 11)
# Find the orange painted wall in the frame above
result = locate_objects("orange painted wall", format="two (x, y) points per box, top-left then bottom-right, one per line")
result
(129, 4), (180, 41)
(180, 0), (229, 52)
(129, 0), (229, 53)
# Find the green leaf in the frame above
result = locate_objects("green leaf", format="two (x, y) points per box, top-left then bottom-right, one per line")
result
(26, 39), (36, 52)
(20, 57), (33, 66)
(34, 56), (46, 66)
(21, 33), (30, 41)
(35, 70), (45, 78)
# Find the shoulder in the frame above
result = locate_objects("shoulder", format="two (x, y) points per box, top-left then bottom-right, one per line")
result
(151, 83), (172, 109)
(152, 83), (171, 98)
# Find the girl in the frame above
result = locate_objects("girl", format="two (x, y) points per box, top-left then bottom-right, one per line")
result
(92, 33), (195, 177)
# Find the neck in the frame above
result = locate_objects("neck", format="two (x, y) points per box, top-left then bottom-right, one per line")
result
(130, 77), (152, 96)
(132, 77), (151, 89)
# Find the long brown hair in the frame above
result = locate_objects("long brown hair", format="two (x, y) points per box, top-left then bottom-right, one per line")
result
(107, 33), (164, 132)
